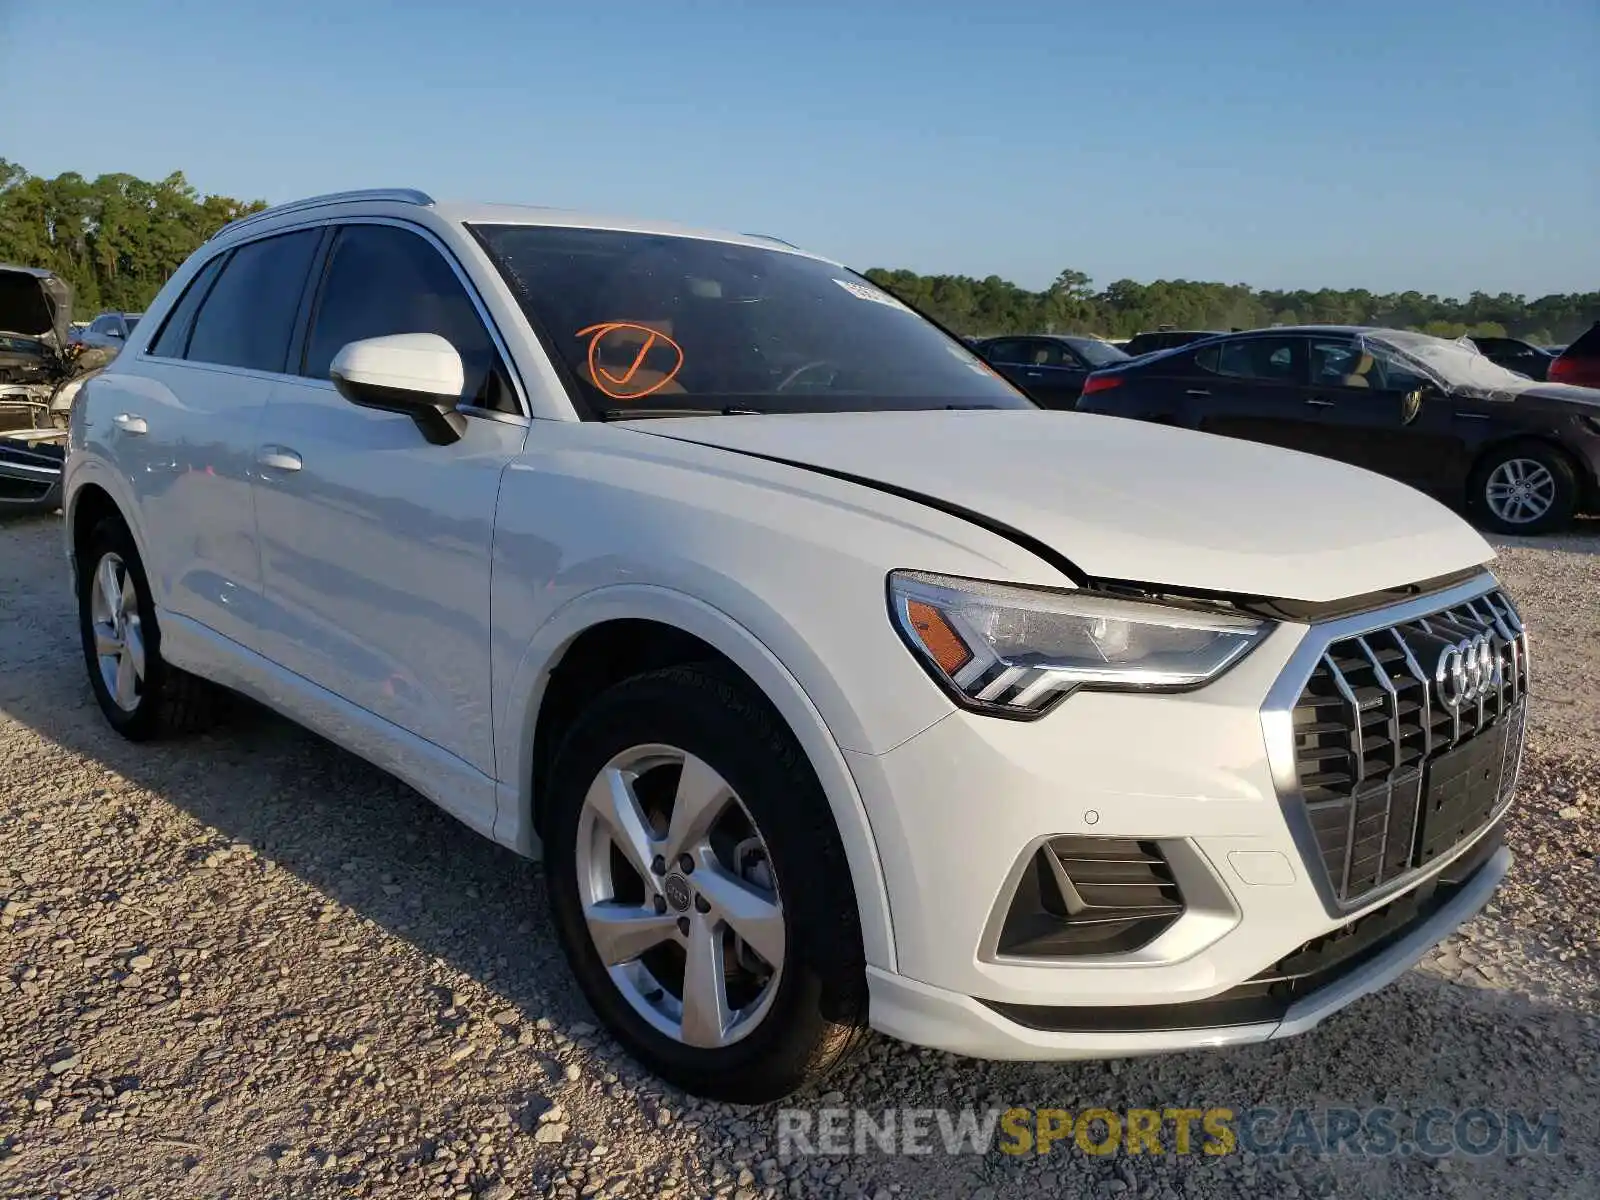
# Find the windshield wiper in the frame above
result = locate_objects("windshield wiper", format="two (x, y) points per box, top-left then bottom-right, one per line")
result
(599, 407), (765, 421)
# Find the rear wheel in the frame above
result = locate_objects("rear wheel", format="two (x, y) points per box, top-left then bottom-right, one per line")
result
(544, 664), (868, 1103)
(77, 517), (220, 739)
(1470, 443), (1578, 535)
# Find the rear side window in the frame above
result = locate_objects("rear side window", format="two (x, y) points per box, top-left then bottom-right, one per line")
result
(148, 255), (227, 358)
(302, 223), (513, 411)
(1196, 336), (1301, 383)
(185, 230), (320, 373)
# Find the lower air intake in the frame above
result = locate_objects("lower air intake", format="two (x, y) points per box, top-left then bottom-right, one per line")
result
(996, 836), (1184, 957)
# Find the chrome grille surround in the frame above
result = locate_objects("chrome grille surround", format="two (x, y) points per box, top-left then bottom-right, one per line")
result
(1261, 572), (1528, 916)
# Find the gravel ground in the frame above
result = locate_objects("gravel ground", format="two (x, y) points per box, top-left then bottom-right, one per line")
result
(1, 512), (1596, 1200)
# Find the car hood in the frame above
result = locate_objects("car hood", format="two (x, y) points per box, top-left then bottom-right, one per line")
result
(638, 409), (1495, 603)
(1501, 382), (1600, 410)
(0, 264), (71, 347)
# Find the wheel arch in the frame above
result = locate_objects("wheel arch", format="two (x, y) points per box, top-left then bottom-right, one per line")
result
(496, 584), (899, 972)
(1466, 434), (1590, 509)
(65, 477), (139, 593)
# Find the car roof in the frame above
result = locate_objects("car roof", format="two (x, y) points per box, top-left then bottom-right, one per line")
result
(435, 200), (839, 261)
(214, 190), (839, 264)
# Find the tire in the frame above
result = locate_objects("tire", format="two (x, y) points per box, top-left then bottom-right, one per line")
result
(77, 516), (220, 740)
(1469, 442), (1579, 535)
(543, 664), (868, 1103)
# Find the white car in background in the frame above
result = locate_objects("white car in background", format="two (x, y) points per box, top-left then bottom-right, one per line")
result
(62, 189), (1526, 1102)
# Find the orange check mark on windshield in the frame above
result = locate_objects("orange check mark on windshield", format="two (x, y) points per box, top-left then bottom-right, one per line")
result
(577, 322), (686, 400)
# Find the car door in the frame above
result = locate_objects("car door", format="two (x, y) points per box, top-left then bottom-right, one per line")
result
(126, 229), (323, 647)
(250, 220), (529, 776)
(1298, 337), (1470, 494)
(979, 338), (1086, 408)
(977, 338), (1034, 395)
(1184, 335), (1320, 451)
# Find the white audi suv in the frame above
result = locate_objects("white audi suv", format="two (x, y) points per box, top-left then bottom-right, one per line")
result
(62, 189), (1526, 1102)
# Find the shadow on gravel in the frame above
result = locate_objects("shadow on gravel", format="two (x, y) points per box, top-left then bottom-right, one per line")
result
(1490, 516), (1600, 558)
(2, 511), (1596, 1198)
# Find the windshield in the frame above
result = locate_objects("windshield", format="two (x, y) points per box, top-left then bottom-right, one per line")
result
(1367, 330), (1539, 394)
(125, 315), (141, 332)
(471, 225), (1034, 416)
(1069, 338), (1131, 368)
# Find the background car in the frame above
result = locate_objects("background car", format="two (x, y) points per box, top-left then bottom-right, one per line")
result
(1120, 328), (1226, 358)
(72, 310), (143, 350)
(0, 265), (112, 514)
(970, 333), (1129, 406)
(1549, 322), (1600, 389)
(1075, 325), (1600, 534)
(1468, 335), (1554, 380)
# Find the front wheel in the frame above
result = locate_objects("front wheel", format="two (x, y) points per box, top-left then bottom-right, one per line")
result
(1469, 443), (1578, 535)
(543, 665), (868, 1103)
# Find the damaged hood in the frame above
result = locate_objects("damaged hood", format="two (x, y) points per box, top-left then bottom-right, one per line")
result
(637, 408), (1495, 604)
(0, 264), (72, 348)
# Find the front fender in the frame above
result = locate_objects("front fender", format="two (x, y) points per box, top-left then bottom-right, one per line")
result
(494, 581), (900, 972)
(63, 452), (154, 600)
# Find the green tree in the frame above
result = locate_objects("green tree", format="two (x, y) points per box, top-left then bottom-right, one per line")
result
(0, 160), (266, 317)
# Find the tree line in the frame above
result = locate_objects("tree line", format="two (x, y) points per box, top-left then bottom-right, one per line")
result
(2, 161), (1593, 343)
(0, 160), (266, 318)
(865, 267), (1599, 345)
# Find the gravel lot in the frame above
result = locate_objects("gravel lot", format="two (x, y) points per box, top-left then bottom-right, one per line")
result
(1, 513), (1596, 1200)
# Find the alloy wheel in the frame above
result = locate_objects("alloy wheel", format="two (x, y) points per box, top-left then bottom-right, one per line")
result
(574, 744), (785, 1049)
(1484, 458), (1557, 526)
(88, 551), (145, 713)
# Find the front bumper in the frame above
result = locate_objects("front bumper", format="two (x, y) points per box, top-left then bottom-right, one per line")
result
(847, 573), (1519, 1057)
(0, 429), (66, 515)
(866, 842), (1508, 1060)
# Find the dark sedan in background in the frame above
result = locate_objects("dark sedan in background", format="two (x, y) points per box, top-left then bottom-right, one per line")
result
(970, 333), (1129, 407)
(1120, 328), (1226, 358)
(1468, 335), (1555, 381)
(1075, 325), (1600, 534)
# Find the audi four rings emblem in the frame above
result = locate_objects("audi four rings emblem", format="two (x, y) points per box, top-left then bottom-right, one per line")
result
(1436, 633), (1498, 710)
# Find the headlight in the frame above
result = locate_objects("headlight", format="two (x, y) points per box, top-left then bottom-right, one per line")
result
(888, 570), (1272, 716)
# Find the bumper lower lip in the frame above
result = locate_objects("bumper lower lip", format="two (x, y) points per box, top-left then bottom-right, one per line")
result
(865, 845), (1509, 1061)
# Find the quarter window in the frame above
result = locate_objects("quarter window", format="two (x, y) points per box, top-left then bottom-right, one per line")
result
(303, 224), (514, 412)
(185, 230), (320, 373)
(148, 255), (227, 358)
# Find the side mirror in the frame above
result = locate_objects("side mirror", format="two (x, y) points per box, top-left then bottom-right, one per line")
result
(329, 333), (467, 445)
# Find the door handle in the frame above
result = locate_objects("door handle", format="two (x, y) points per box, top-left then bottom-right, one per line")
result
(1304, 398), (1336, 408)
(112, 413), (147, 434)
(255, 445), (303, 472)
(1454, 411), (1492, 421)
(1185, 388), (1211, 397)
(1024, 370), (1045, 378)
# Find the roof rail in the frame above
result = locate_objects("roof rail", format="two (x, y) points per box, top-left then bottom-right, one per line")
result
(741, 232), (800, 249)
(210, 188), (435, 241)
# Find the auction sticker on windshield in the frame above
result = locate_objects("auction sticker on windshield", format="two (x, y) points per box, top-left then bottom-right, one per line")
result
(833, 279), (913, 311)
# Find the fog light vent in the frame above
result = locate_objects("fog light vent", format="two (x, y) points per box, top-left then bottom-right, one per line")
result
(996, 836), (1184, 957)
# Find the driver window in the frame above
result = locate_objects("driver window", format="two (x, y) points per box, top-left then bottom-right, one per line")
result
(303, 223), (518, 414)
(1311, 339), (1428, 392)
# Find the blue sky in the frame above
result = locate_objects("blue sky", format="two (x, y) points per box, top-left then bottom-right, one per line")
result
(3, 0), (1596, 296)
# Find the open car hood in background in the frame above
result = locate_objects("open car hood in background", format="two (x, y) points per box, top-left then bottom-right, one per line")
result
(0, 265), (72, 348)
